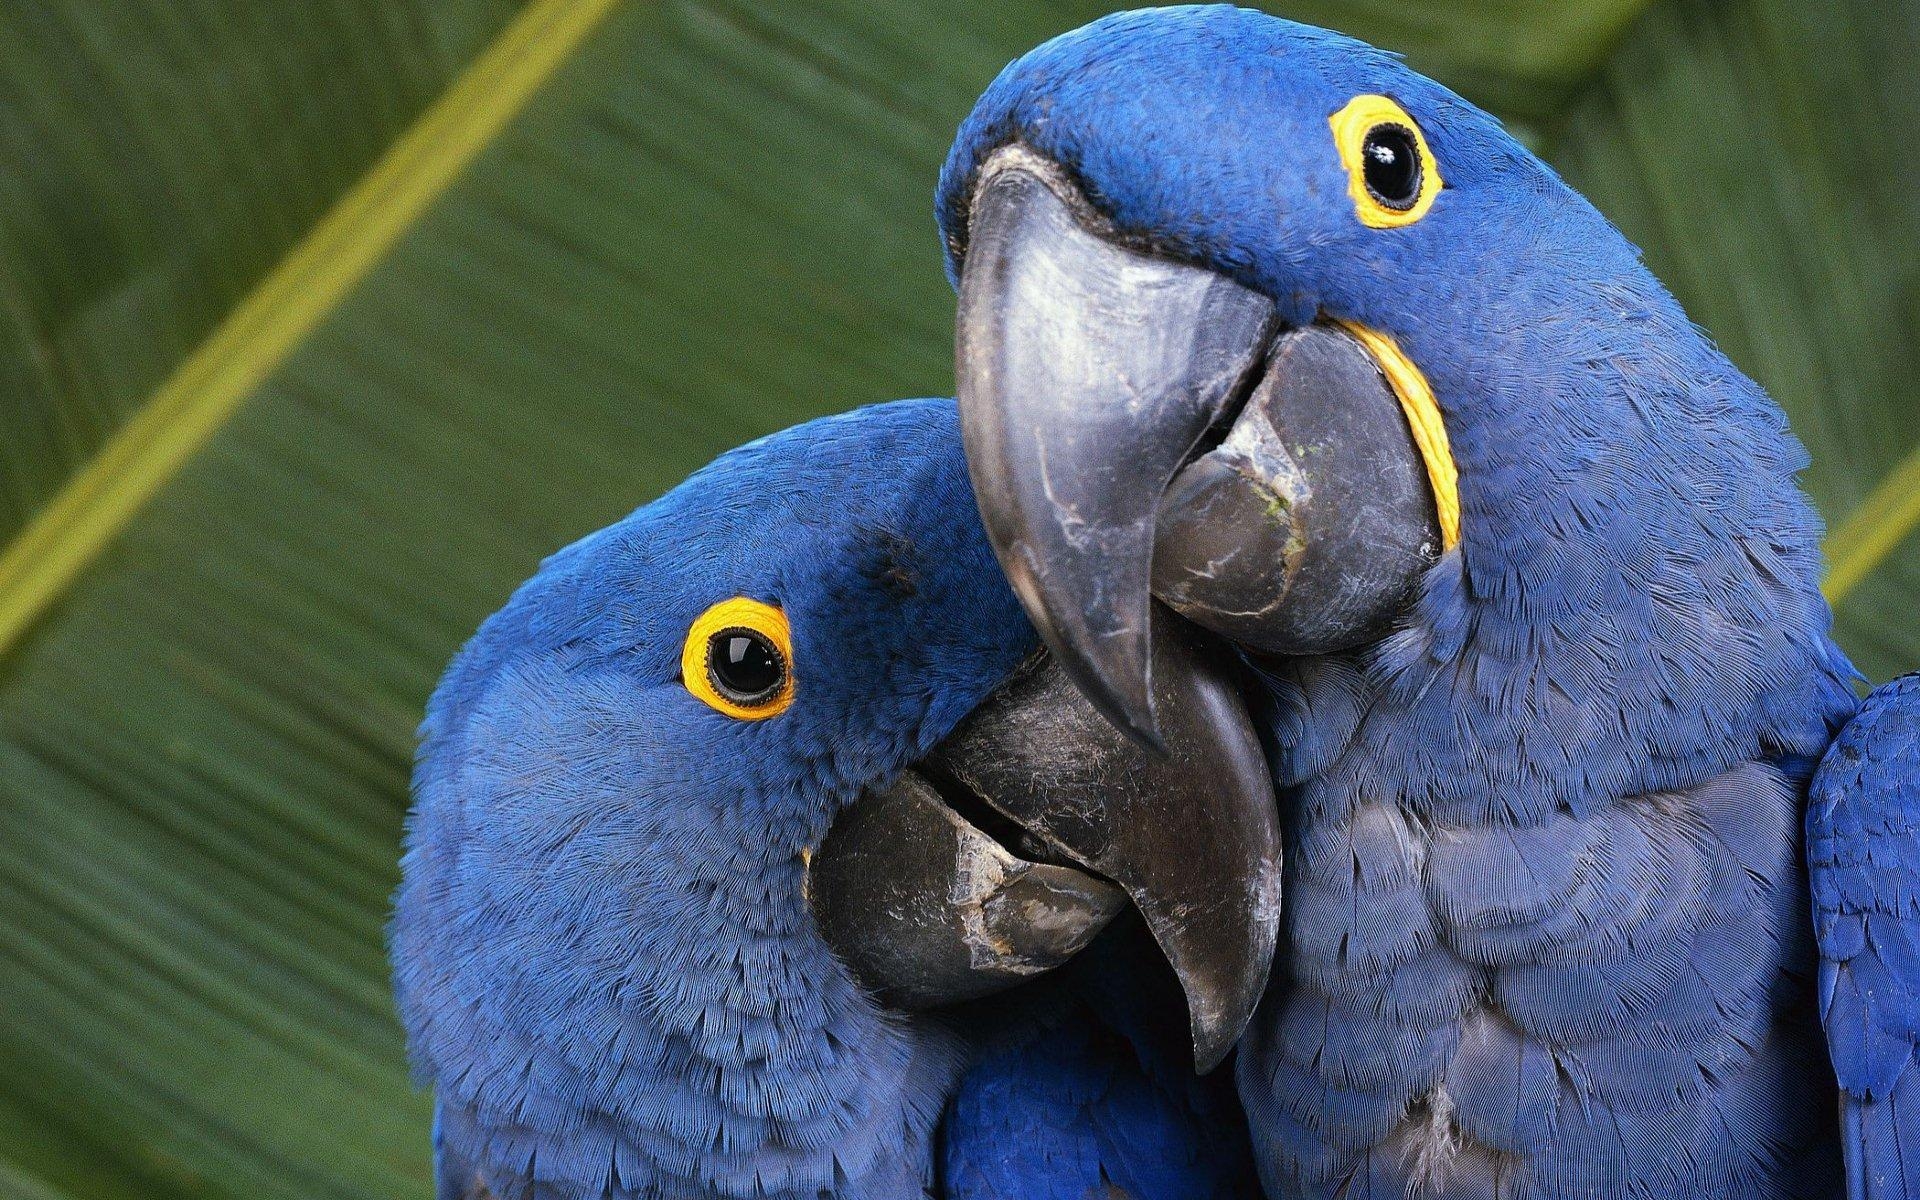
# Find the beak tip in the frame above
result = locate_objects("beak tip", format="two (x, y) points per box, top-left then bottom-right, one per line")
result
(1183, 972), (1264, 1074)
(1192, 1031), (1234, 1075)
(1055, 649), (1167, 755)
(1102, 694), (1167, 756)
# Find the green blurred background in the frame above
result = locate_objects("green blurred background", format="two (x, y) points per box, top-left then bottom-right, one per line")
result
(0, 1), (1914, 1196)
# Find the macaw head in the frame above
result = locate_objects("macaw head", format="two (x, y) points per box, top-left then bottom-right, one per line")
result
(393, 399), (1280, 1195)
(938, 4), (1853, 811)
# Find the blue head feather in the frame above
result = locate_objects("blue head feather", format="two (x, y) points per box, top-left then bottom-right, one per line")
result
(392, 399), (1036, 1198)
(938, 4), (1856, 819)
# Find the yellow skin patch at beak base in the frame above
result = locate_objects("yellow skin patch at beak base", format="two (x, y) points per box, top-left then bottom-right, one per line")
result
(682, 597), (796, 720)
(1329, 94), (1443, 229)
(1334, 320), (1462, 551)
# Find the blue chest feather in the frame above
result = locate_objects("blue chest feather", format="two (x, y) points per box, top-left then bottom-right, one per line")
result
(1240, 712), (1843, 1198)
(1810, 674), (1920, 1200)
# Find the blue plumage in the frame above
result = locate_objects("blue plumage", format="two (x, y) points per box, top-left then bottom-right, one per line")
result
(944, 930), (1261, 1200)
(1812, 673), (1920, 1200)
(936, 6), (1878, 1197)
(945, 1008), (1240, 1200)
(394, 399), (1252, 1198)
(399, 7), (1920, 1198)
(397, 400), (1005, 1198)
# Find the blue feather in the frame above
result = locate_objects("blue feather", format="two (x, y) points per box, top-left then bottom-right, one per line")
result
(1812, 674), (1920, 1199)
(942, 1005), (1258, 1200)
(934, 8), (1860, 1196)
(941, 926), (1262, 1199)
(396, 399), (1045, 1198)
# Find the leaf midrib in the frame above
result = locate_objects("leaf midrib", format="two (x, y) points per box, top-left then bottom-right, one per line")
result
(0, 0), (1906, 657)
(0, 0), (625, 658)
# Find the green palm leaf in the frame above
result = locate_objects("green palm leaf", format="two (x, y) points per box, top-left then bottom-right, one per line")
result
(1552, 0), (1920, 679)
(0, 1), (1908, 1196)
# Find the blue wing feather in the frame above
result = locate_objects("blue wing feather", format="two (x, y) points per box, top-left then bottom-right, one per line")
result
(1811, 673), (1920, 1200)
(941, 1018), (1260, 1200)
(941, 930), (1261, 1200)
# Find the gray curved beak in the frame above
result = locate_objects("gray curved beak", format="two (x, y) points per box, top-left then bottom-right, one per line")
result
(928, 625), (1281, 1071)
(955, 146), (1278, 747)
(951, 144), (1445, 1069)
(809, 630), (1281, 1072)
(956, 145), (1440, 736)
(807, 767), (1128, 1009)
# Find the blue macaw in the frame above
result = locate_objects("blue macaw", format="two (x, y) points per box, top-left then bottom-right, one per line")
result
(392, 399), (1277, 1199)
(936, 6), (1918, 1198)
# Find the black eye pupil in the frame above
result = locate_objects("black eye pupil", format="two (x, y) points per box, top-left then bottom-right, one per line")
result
(708, 628), (786, 705)
(1361, 123), (1422, 209)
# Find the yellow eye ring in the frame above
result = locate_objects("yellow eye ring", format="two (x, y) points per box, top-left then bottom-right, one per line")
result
(1330, 95), (1442, 228)
(682, 598), (795, 720)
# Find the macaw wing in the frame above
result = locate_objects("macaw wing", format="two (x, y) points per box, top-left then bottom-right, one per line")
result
(941, 931), (1262, 1200)
(941, 1013), (1258, 1200)
(1811, 674), (1920, 1200)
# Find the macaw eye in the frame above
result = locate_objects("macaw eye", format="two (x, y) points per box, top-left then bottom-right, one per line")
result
(1361, 125), (1421, 208)
(1330, 95), (1442, 228)
(681, 597), (795, 719)
(709, 629), (784, 701)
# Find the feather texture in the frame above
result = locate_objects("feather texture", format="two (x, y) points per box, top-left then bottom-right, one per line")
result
(1811, 673), (1920, 1200)
(933, 9), (1860, 1196)
(395, 399), (1041, 1198)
